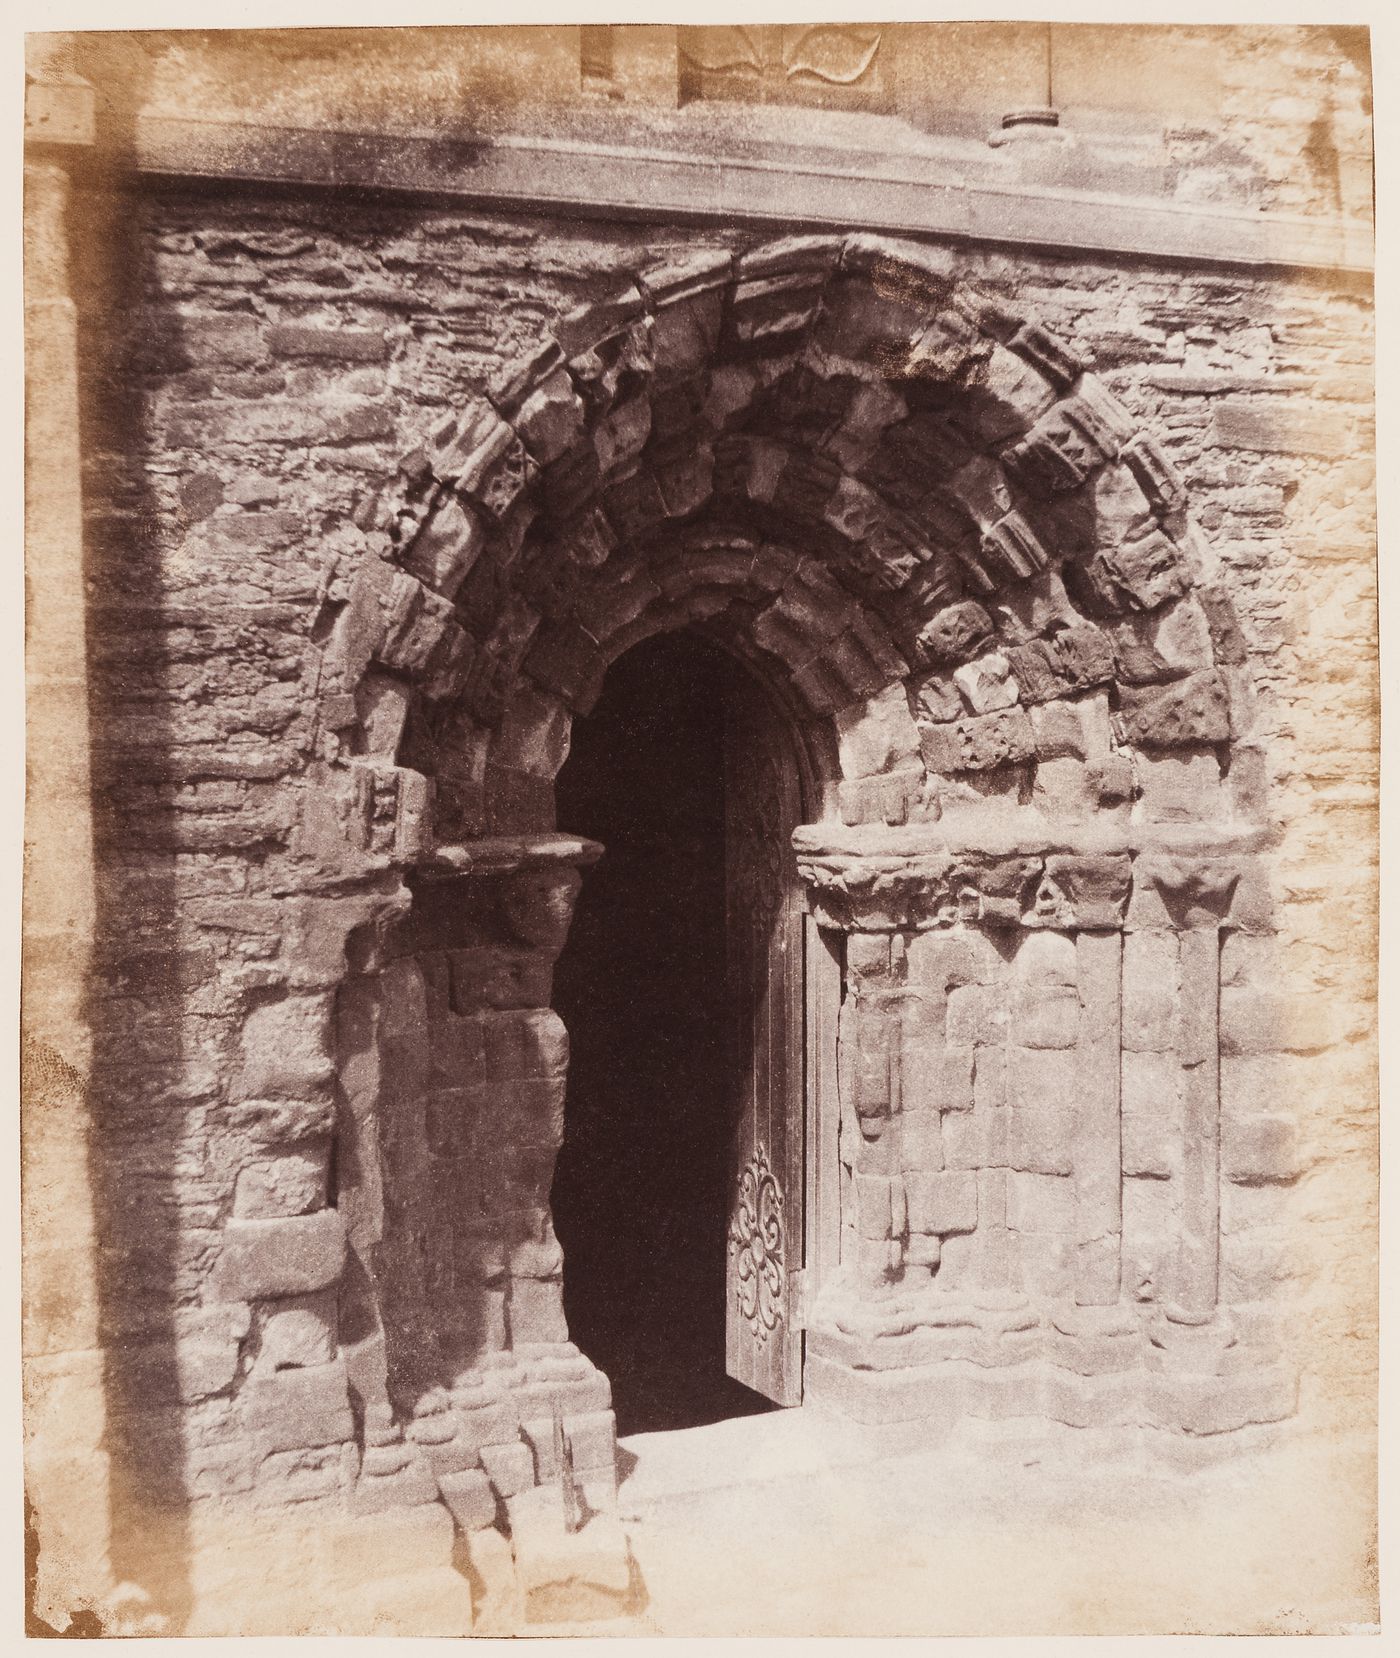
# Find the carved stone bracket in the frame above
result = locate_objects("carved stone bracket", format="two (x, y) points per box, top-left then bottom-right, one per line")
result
(408, 833), (604, 968)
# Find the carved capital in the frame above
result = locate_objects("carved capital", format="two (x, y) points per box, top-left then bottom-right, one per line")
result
(1036, 854), (1133, 930)
(1134, 854), (1243, 930)
(796, 844), (1137, 934)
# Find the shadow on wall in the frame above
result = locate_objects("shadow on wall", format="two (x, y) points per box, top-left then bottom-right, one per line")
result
(67, 35), (201, 1632)
(551, 630), (781, 1437)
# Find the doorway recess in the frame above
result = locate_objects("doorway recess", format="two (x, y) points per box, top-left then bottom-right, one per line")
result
(552, 631), (785, 1435)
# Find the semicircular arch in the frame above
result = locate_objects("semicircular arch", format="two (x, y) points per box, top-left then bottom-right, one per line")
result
(308, 232), (1253, 858)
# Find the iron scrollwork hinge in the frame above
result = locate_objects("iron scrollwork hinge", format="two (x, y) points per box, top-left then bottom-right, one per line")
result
(729, 1145), (787, 1341)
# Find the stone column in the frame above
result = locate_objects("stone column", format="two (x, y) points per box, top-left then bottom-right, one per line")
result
(1135, 855), (1242, 1330)
(1172, 923), (1223, 1324)
(1040, 853), (1135, 1357)
(21, 42), (120, 1633)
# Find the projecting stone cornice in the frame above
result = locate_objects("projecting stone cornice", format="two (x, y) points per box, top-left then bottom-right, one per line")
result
(119, 114), (1374, 278)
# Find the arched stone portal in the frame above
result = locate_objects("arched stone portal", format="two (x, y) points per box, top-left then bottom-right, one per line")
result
(275, 232), (1289, 1610)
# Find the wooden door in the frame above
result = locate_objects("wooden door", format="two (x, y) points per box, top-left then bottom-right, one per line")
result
(723, 674), (805, 1406)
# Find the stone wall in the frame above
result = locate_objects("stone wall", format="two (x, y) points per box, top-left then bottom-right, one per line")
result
(24, 28), (1376, 1631)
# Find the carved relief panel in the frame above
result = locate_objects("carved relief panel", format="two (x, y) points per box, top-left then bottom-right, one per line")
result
(679, 24), (884, 108)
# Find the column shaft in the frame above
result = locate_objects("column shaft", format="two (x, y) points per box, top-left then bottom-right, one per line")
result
(1074, 929), (1124, 1306)
(1172, 926), (1222, 1321)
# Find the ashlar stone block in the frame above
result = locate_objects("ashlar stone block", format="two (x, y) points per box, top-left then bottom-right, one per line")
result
(564, 1410), (617, 1474)
(1008, 1106), (1073, 1176)
(1122, 1048), (1183, 1119)
(1118, 667), (1232, 748)
(1221, 1113), (1300, 1185)
(954, 650), (1020, 713)
(1099, 527), (1189, 611)
(902, 1046), (975, 1115)
(480, 1439), (535, 1499)
(945, 982), (1005, 1047)
(438, 1468), (498, 1531)
(515, 370), (587, 466)
(905, 1169), (978, 1236)
(236, 994), (335, 1101)
(1122, 932), (1179, 1052)
(1006, 1170), (1077, 1235)
(212, 1209), (346, 1301)
(1006, 1046), (1085, 1118)
(241, 1359), (354, 1456)
(854, 1173), (898, 1241)
(1121, 1111), (1175, 1180)
(901, 1108), (944, 1171)
(1011, 981), (1080, 1050)
(509, 1277), (569, 1345)
(401, 491), (487, 600)
(973, 1045), (1007, 1114)
(917, 705), (1035, 775)
(941, 1102), (1007, 1171)
(1137, 748), (1222, 824)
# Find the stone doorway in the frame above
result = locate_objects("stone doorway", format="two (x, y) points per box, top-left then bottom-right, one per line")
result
(551, 631), (806, 1435)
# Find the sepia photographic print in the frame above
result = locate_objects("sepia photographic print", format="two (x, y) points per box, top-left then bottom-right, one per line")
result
(20, 5), (1381, 1639)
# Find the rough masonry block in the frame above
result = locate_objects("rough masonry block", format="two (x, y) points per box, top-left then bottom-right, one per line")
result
(234, 1140), (331, 1219)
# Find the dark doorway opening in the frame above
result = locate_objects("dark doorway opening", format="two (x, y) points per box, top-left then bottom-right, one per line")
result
(551, 631), (782, 1437)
